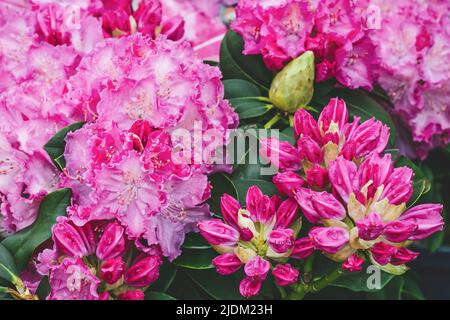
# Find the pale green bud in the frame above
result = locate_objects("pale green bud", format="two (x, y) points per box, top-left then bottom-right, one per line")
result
(269, 51), (315, 113)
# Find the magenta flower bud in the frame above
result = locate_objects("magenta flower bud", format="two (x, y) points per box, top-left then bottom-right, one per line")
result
(352, 118), (390, 158)
(160, 16), (185, 41)
(340, 141), (356, 160)
(246, 185), (263, 215)
(294, 188), (346, 224)
(356, 212), (384, 241)
(390, 248), (419, 266)
(297, 136), (323, 163)
(305, 164), (328, 188)
(272, 264), (299, 286)
(259, 138), (300, 171)
(329, 156), (358, 202)
(198, 219), (240, 246)
(273, 171), (304, 197)
(293, 109), (321, 142)
(309, 227), (349, 254)
(246, 186), (276, 224)
(133, 0), (162, 35)
(98, 292), (111, 300)
(359, 153), (393, 189)
(383, 221), (417, 243)
(220, 194), (241, 227)
(239, 277), (263, 298)
(102, 10), (131, 35)
(399, 204), (444, 240)
(268, 229), (295, 254)
(96, 222), (126, 261)
(102, 0), (132, 13)
(52, 217), (91, 258)
(381, 167), (414, 205)
(318, 98), (348, 133)
(118, 290), (145, 300)
(342, 254), (364, 272)
(275, 199), (299, 229)
(244, 256), (270, 280)
(124, 255), (161, 288)
(129, 119), (152, 152)
(212, 253), (243, 275)
(370, 242), (398, 265)
(239, 227), (254, 242)
(291, 237), (314, 259)
(100, 257), (126, 285)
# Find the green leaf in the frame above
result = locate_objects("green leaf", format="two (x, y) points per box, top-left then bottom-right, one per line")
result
(368, 277), (404, 300)
(1, 189), (72, 271)
(151, 262), (177, 293)
(402, 276), (425, 300)
(319, 89), (396, 145)
(172, 248), (216, 270)
(332, 269), (395, 292)
(186, 269), (244, 300)
(44, 122), (85, 170)
(182, 233), (210, 250)
(145, 291), (176, 300)
(208, 173), (239, 217)
(0, 244), (17, 285)
(203, 60), (219, 67)
(36, 276), (50, 300)
(228, 97), (273, 120)
(223, 79), (262, 99)
(220, 31), (273, 92)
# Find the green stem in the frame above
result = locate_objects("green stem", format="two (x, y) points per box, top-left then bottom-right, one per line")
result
(288, 266), (344, 300)
(264, 113), (282, 129)
(275, 284), (287, 299)
(308, 267), (344, 293)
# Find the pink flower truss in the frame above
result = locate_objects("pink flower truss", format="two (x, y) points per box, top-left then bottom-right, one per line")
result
(261, 98), (389, 189)
(368, 0), (450, 157)
(259, 98), (443, 276)
(232, 0), (376, 90)
(162, 0), (228, 60)
(0, 1), (238, 265)
(61, 35), (238, 261)
(198, 186), (305, 298)
(35, 217), (162, 300)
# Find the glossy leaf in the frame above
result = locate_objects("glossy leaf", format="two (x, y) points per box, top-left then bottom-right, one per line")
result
(220, 30), (272, 92)
(1, 189), (72, 271)
(44, 122), (85, 170)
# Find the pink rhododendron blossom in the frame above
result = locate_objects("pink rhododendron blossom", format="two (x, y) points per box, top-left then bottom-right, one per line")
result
(199, 186), (303, 298)
(38, 217), (162, 300)
(369, 0), (450, 155)
(162, 0), (228, 60)
(232, 0), (375, 89)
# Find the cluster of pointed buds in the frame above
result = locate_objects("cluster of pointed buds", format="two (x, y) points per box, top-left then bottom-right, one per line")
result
(198, 186), (306, 297)
(265, 99), (443, 274)
(262, 98), (390, 189)
(39, 217), (162, 300)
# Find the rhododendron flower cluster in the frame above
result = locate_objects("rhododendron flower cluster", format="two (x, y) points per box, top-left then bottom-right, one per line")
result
(232, 0), (376, 89)
(36, 217), (162, 300)
(262, 98), (389, 189)
(59, 35), (238, 262)
(199, 186), (305, 298)
(202, 98), (444, 298)
(271, 100), (444, 268)
(368, 0), (450, 157)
